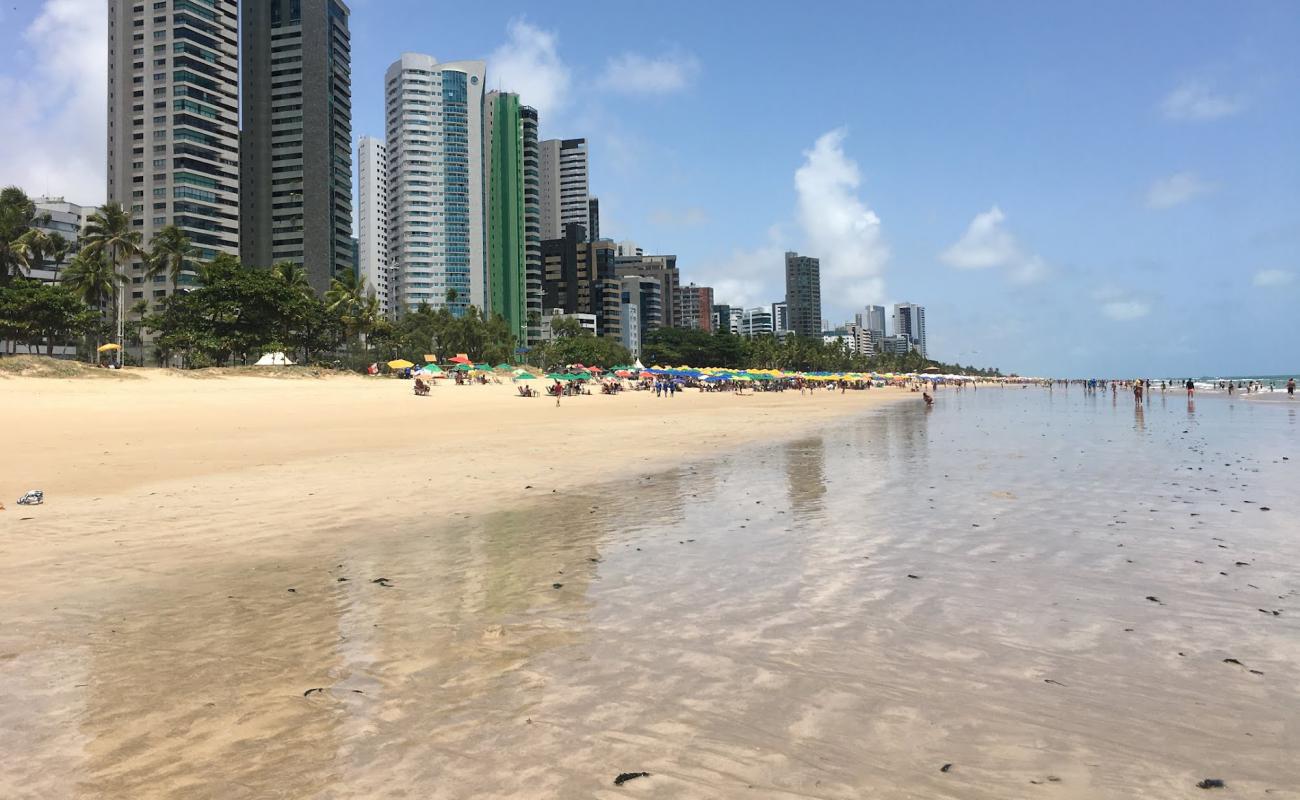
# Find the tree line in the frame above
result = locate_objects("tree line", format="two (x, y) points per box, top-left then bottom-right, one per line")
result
(641, 327), (1001, 376)
(3, 184), (998, 374)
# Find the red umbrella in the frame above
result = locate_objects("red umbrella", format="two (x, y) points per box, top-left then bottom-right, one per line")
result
(615, 370), (632, 378)
(449, 353), (471, 364)
(588, 366), (604, 373)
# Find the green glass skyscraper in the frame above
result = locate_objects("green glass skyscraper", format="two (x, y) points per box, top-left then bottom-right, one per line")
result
(484, 91), (527, 343)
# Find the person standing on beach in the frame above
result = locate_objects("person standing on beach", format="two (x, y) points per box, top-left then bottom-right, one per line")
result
(1288, 377), (1295, 397)
(1186, 379), (1195, 398)
(554, 380), (563, 407)
(1134, 381), (1143, 403)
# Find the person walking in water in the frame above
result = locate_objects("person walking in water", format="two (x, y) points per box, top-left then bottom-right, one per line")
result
(1288, 377), (1296, 398)
(1134, 380), (1143, 403)
(1185, 379), (1195, 398)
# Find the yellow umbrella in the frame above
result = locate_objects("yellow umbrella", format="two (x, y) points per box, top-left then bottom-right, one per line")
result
(97, 343), (122, 352)
(387, 359), (414, 369)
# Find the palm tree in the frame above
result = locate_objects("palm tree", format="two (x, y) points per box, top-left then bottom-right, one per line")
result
(81, 202), (143, 364)
(10, 229), (68, 279)
(273, 260), (312, 296)
(326, 271), (370, 346)
(0, 186), (42, 285)
(60, 251), (124, 360)
(145, 225), (197, 295)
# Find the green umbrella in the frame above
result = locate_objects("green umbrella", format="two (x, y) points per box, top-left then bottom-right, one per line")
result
(545, 372), (567, 380)
(495, 363), (512, 370)
(514, 372), (538, 380)
(454, 362), (472, 371)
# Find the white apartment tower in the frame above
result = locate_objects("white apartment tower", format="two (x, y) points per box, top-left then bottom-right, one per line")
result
(538, 138), (589, 240)
(356, 135), (390, 313)
(893, 302), (927, 358)
(107, 0), (241, 303)
(383, 53), (486, 314)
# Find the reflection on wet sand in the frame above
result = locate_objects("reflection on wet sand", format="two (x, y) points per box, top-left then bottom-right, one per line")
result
(2, 390), (1298, 798)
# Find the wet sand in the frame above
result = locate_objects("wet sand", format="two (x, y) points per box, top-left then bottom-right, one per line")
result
(2, 383), (1298, 798)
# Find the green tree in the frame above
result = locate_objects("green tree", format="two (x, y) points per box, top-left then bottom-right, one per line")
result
(273, 260), (312, 296)
(0, 186), (46, 285)
(81, 202), (143, 362)
(145, 225), (198, 295)
(60, 251), (124, 358)
(0, 279), (96, 355)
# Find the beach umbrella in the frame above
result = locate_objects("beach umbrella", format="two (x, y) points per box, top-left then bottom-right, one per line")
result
(387, 359), (414, 369)
(514, 372), (539, 380)
(97, 343), (122, 353)
(449, 354), (471, 364)
(545, 372), (567, 380)
(420, 364), (444, 374)
(495, 363), (512, 370)
(454, 362), (473, 371)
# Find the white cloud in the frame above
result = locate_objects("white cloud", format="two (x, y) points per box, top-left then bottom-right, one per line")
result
(1160, 81), (1244, 122)
(940, 206), (1049, 284)
(1253, 269), (1294, 287)
(649, 207), (709, 227)
(1101, 300), (1150, 321)
(1094, 287), (1151, 321)
(598, 52), (700, 94)
(693, 226), (786, 310)
(489, 18), (571, 119)
(0, 0), (107, 204)
(1146, 172), (1211, 209)
(793, 128), (889, 304)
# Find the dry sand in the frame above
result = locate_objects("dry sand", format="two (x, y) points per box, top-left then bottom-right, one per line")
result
(0, 372), (906, 597)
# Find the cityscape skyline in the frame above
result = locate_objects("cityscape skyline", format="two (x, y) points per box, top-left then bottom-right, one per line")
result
(3, 2), (1298, 375)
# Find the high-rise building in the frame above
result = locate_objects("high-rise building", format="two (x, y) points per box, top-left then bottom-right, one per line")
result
(673, 283), (714, 332)
(538, 138), (589, 240)
(29, 197), (98, 285)
(784, 251), (821, 337)
(711, 303), (734, 335)
(107, 0), (240, 301)
(587, 197), (600, 241)
(241, 0), (353, 294)
(893, 302), (927, 358)
(771, 300), (788, 332)
(615, 253), (679, 327)
(619, 275), (661, 358)
(616, 240), (642, 258)
(540, 224), (620, 339)
(520, 106), (542, 347)
(384, 53), (486, 314)
(740, 307), (774, 338)
(484, 90), (527, 343)
(858, 305), (887, 339)
(356, 135), (389, 313)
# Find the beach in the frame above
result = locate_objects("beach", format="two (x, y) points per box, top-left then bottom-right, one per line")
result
(1, 377), (1297, 798)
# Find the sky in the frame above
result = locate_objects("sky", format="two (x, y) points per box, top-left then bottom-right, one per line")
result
(1, 0), (1297, 376)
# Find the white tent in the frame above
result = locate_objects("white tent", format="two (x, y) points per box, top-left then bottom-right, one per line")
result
(254, 351), (295, 366)
(633, 358), (645, 371)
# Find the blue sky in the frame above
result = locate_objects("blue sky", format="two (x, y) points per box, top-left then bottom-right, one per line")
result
(2, 0), (1297, 376)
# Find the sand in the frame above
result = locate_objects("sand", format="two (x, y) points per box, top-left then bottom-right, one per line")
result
(0, 372), (906, 598)
(3, 378), (1298, 799)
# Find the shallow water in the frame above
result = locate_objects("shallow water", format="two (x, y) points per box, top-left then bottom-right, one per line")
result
(2, 387), (1298, 799)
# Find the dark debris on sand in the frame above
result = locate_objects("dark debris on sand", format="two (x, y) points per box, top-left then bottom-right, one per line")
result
(613, 771), (650, 786)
